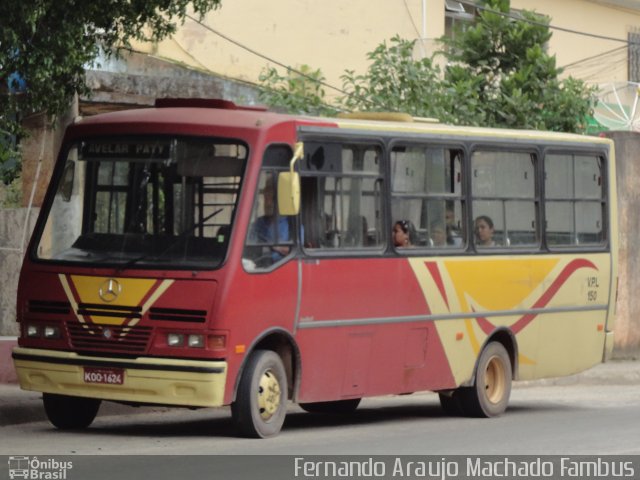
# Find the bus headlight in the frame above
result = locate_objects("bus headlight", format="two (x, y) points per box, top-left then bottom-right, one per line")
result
(25, 323), (61, 339)
(188, 334), (205, 348)
(26, 324), (40, 338)
(166, 333), (209, 349)
(43, 326), (61, 339)
(167, 333), (185, 347)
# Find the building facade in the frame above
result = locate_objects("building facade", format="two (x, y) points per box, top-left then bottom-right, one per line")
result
(134, 0), (640, 98)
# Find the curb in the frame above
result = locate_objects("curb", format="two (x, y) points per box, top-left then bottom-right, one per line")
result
(516, 358), (640, 388)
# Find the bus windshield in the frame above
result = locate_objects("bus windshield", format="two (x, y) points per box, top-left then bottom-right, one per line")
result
(35, 136), (248, 269)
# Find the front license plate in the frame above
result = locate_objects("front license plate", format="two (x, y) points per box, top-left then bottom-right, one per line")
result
(83, 367), (124, 385)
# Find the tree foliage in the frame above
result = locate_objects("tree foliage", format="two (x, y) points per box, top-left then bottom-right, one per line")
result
(0, 0), (221, 184)
(261, 0), (596, 134)
(340, 37), (445, 118)
(258, 65), (338, 116)
(438, 0), (596, 131)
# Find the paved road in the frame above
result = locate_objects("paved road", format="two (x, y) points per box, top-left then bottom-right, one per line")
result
(1, 362), (639, 480)
(1, 361), (639, 456)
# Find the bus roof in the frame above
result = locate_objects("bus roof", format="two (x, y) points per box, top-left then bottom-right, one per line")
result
(325, 115), (612, 146)
(69, 99), (611, 147)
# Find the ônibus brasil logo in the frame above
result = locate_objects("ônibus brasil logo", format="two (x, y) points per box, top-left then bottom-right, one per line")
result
(8, 457), (73, 480)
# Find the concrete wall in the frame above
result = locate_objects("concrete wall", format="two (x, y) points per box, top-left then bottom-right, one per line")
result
(84, 50), (262, 113)
(0, 208), (38, 336)
(134, 0), (640, 97)
(513, 0), (640, 82)
(140, 0), (444, 102)
(604, 131), (640, 357)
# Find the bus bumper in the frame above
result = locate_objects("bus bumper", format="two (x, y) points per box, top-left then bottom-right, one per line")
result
(12, 347), (227, 408)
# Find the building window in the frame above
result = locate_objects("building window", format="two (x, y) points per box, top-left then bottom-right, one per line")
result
(445, 0), (475, 40)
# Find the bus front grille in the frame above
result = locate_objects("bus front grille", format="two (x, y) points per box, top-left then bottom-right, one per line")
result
(149, 307), (207, 323)
(67, 322), (151, 354)
(28, 300), (72, 315)
(77, 303), (142, 320)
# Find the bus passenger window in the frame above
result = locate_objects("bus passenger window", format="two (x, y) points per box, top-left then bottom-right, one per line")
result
(471, 150), (537, 249)
(300, 142), (384, 251)
(391, 144), (464, 250)
(545, 154), (605, 247)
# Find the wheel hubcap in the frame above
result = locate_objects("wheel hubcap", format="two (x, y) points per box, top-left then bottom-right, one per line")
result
(257, 368), (281, 421)
(484, 356), (506, 404)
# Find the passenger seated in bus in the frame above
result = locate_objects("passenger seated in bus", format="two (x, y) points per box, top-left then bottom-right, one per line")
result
(475, 215), (495, 247)
(248, 177), (292, 262)
(393, 220), (416, 248)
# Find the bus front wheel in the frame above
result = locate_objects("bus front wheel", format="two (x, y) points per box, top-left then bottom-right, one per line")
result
(459, 341), (512, 417)
(43, 393), (101, 429)
(231, 350), (288, 438)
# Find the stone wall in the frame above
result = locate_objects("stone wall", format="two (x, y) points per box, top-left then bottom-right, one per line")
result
(0, 208), (39, 336)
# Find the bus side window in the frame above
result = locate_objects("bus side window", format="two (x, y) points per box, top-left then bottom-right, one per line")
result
(300, 142), (384, 251)
(471, 150), (537, 250)
(545, 153), (605, 247)
(243, 145), (297, 270)
(391, 145), (465, 250)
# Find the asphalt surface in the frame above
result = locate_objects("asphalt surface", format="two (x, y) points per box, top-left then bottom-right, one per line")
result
(1, 353), (638, 427)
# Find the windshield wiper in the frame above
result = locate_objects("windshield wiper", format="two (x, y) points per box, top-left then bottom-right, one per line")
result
(117, 208), (224, 271)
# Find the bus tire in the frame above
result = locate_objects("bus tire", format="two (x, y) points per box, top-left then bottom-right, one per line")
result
(299, 398), (361, 414)
(43, 393), (101, 429)
(459, 341), (512, 417)
(231, 350), (288, 438)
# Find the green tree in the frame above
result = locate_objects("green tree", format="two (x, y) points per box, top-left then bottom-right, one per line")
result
(0, 0), (222, 184)
(440, 0), (596, 132)
(340, 36), (446, 119)
(258, 65), (339, 116)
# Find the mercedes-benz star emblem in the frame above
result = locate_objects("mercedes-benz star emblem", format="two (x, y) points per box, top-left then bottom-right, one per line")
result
(99, 278), (122, 303)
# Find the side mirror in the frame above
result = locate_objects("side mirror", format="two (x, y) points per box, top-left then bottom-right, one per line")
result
(59, 161), (76, 202)
(277, 171), (300, 216)
(277, 142), (303, 216)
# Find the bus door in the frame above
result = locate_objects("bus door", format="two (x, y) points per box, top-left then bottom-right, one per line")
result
(238, 146), (302, 347)
(293, 141), (435, 401)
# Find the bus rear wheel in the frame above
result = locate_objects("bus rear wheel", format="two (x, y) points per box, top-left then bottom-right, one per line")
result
(231, 350), (288, 438)
(43, 393), (101, 429)
(459, 341), (512, 417)
(299, 398), (361, 414)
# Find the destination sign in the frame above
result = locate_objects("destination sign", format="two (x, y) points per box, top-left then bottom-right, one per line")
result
(81, 141), (171, 160)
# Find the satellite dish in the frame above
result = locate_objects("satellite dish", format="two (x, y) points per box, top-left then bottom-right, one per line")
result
(593, 82), (640, 131)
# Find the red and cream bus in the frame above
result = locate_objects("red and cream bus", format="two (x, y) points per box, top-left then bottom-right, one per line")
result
(12, 99), (617, 437)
